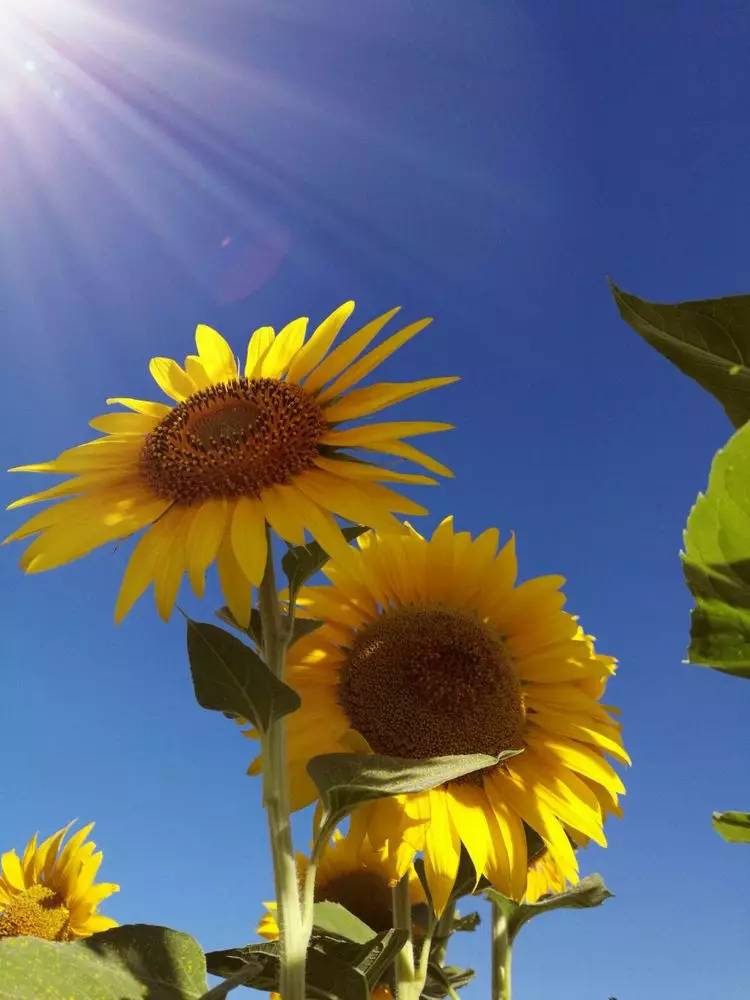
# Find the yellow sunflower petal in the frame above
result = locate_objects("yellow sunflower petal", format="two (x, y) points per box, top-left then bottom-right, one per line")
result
(322, 421), (452, 448)
(323, 376), (459, 423)
(1, 851), (26, 892)
(356, 439), (454, 478)
(217, 533), (252, 627)
(114, 507), (186, 622)
(245, 326), (275, 377)
(423, 788), (460, 916)
(106, 397), (172, 418)
(445, 783), (491, 887)
(185, 498), (229, 597)
(286, 301), (354, 385)
(184, 355), (213, 390)
(231, 497), (267, 586)
(260, 485), (308, 545)
(313, 455), (437, 487)
(260, 317), (308, 378)
(89, 413), (160, 435)
(293, 470), (407, 533)
(149, 357), (197, 401)
(195, 324), (238, 382)
(304, 307), (401, 395)
(317, 317), (432, 403)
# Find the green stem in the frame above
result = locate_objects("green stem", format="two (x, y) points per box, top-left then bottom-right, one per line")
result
(491, 900), (512, 1000)
(392, 874), (416, 1000)
(258, 529), (306, 1000)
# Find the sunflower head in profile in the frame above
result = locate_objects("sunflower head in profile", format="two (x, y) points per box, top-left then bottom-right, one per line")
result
(250, 517), (629, 914)
(0, 822), (119, 941)
(5, 303), (456, 623)
(258, 829), (423, 1000)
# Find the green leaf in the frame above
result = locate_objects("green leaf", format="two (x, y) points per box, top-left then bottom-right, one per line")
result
(683, 421), (750, 677)
(423, 963), (475, 999)
(282, 525), (370, 599)
(485, 874), (613, 943)
(311, 901), (374, 944)
(713, 810), (750, 843)
(205, 937), (372, 1000)
(217, 606), (264, 647)
(610, 281), (750, 427)
(0, 924), (207, 999)
(205, 942), (279, 989)
(186, 619), (300, 730)
(452, 910), (481, 933)
(308, 750), (519, 828)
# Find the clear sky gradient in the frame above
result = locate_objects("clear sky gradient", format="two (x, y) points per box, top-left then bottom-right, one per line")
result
(2, 3), (749, 998)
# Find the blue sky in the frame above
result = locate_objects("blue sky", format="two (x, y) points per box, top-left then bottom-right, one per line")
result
(2, 2), (750, 997)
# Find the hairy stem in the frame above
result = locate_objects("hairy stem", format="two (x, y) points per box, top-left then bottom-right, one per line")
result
(491, 900), (512, 1000)
(392, 874), (417, 1000)
(259, 529), (306, 1000)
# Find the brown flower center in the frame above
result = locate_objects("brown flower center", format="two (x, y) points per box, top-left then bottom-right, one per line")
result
(338, 605), (525, 771)
(316, 870), (394, 932)
(140, 377), (325, 504)
(0, 885), (71, 941)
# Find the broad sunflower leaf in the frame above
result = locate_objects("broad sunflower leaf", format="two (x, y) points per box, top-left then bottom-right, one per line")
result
(712, 810), (750, 843)
(485, 874), (612, 943)
(205, 942), (278, 988)
(282, 525), (370, 598)
(205, 936), (371, 1000)
(610, 281), (750, 427)
(186, 619), (300, 730)
(308, 750), (519, 827)
(0, 924), (207, 999)
(683, 420), (750, 677)
(311, 901), (375, 943)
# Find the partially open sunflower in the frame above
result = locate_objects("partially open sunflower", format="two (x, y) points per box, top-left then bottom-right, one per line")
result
(249, 517), (629, 913)
(5, 302), (456, 623)
(0, 822), (118, 941)
(258, 828), (423, 1000)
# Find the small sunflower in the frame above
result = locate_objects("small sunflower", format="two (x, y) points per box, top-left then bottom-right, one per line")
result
(0, 822), (119, 940)
(251, 517), (628, 913)
(4, 303), (456, 623)
(258, 829), (423, 1000)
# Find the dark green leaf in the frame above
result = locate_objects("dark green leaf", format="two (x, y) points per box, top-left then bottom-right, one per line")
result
(347, 929), (408, 988)
(308, 750), (520, 828)
(282, 526), (370, 599)
(452, 910), (481, 933)
(422, 963), (475, 999)
(186, 619), (300, 730)
(683, 421), (750, 677)
(485, 874), (613, 943)
(610, 281), (750, 427)
(205, 942), (279, 989)
(713, 810), (750, 843)
(0, 924), (207, 999)
(217, 606), (263, 647)
(204, 937), (370, 1000)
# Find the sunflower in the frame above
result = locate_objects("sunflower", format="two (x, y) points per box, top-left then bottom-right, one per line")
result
(4, 303), (456, 623)
(250, 517), (628, 914)
(523, 850), (566, 903)
(0, 822), (119, 940)
(258, 829), (424, 1000)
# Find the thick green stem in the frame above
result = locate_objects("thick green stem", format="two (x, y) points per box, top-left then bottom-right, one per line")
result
(491, 900), (512, 1000)
(392, 874), (416, 999)
(258, 530), (306, 1000)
